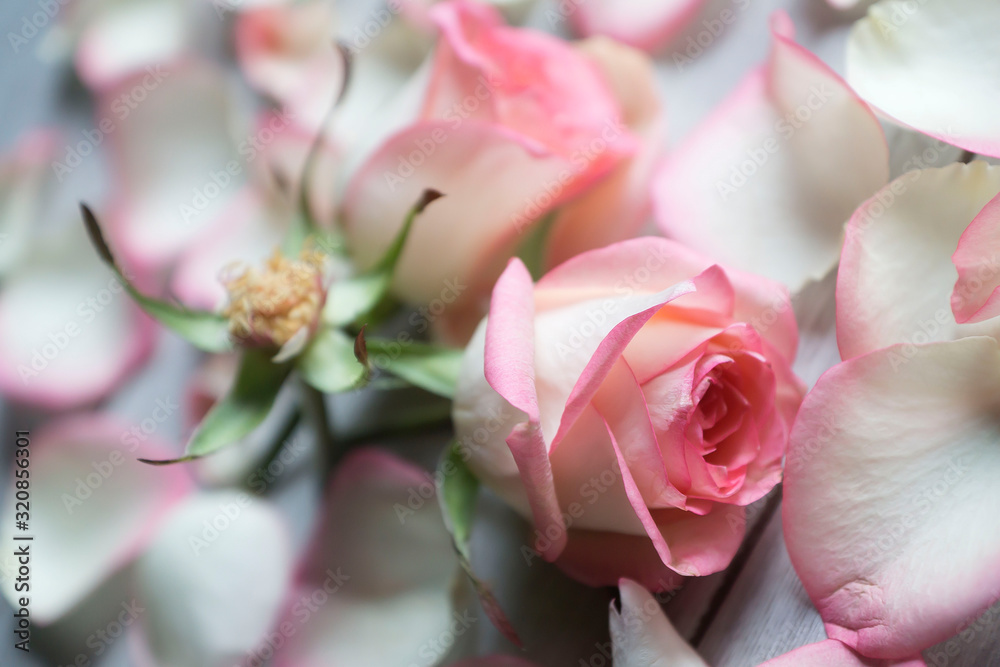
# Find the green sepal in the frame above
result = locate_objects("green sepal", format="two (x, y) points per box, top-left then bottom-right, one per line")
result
(139, 349), (291, 465)
(81, 204), (232, 353)
(437, 442), (522, 647)
(366, 339), (463, 399)
(295, 325), (368, 394)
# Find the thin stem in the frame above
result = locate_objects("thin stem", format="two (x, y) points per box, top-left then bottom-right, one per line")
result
(300, 381), (338, 479)
(243, 406), (303, 495)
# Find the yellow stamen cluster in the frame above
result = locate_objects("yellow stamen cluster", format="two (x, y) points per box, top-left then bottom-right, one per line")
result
(223, 248), (326, 348)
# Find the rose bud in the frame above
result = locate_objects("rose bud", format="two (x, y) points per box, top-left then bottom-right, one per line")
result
(453, 238), (804, 590)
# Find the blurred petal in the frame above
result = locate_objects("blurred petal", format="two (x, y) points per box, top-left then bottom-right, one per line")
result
(235, 0), (346, 132)
(0, 416), (190, 625)
(566, 0), (708, 53)
(546, 37), (666, 268)
(275, 449), (459, 667)
(847, 0), (1000, 158)
(609, 578), (708, 667)
(837, 162), (1000, 360)
(75, 0), (191, 91)
(654, 12), (888, 291)
(134, 490), (293, 667)
(784, 337), (1000, 659)
(102, 63), (246, 277)
(0, 225), (155, 408)
(951, 191), (1000, 324)
(0, 129), (57, 277)
(759, 639), (925, 666)
(342, 120), (581, 305)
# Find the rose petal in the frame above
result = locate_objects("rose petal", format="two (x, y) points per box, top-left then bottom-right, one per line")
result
(0, 416), (190, 625)
(784, 337), (1000, 658)
(566, 0), (709, 53)
(609, 578), (709, 667)
(134, 490), (293, 667)
(846, 0), (1000, 158)
(275, 449), (458, 667)
(102, 63), (246, 277)
(545, 37), (667, 268)
(0, 129), (57, 277)
(654, 12), (888, 292)
(951, 191), (1000, 324)
(75, 0), (191, 91)
(0, 225), (155, 409)
(837, 162), (1000, 360)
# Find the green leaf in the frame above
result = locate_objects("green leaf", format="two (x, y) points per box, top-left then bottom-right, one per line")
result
(81, 204), (233, 353)
(321, 189), (443, 329)
(139, 349), (292, 465)
(296, 326), (368, 394)
(366, 339), (463, 399)
(437, 442), (522, 647)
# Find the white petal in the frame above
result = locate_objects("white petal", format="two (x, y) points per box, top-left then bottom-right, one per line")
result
(609, 578), (709, 667)
(837, 161), (1000, 360)
(0, 416), (190, 625)
(784, 337), (1000, 658)
(134, 490), (293, 667)
(847, 0), (1000, 158)
(654, 13), (888, 292)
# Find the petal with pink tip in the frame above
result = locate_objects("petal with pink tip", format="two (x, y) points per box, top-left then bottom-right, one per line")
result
(654, 12), (888, 291)
(609, 578), (709, 667)
(784, 337), (1000, 659)
(846, 0), (1000, 158)
(484, 258), (567, 559)
(837, 162), (1000, 360)
(0, 416), (190, 625)
(342, 120), (584, 306)
(566, 0), (707, 53)
(0, 129), (57, 277)
(0, 226), (155, 409)
(75, 0), (190, 91)
(134, 490), (293, 667)
(759, 639), (925, 666)
(951, 191), (1000, 324)
(275, 449), (458, 667)
(102, 63), (246, 277)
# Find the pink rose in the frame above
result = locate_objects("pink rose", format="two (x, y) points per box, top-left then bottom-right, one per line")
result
(453, 238), (804, 589)
(342, 0), (654, 343)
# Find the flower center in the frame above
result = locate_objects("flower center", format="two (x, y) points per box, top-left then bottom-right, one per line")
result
(222, 248), (326, 347)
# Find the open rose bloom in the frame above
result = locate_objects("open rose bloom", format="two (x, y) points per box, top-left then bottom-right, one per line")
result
(454, 238), (804, 588)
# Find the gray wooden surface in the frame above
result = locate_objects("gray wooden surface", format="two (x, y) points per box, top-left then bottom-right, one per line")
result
(2, 0), (999, 666)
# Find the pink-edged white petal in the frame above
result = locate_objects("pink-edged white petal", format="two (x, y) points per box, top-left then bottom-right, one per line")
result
(545, 37), (666, 269)
(274, 449), (458, 667)
(951, 191), (1000, 324)
(846, 0), (1000, 158)
(784, 337), (1000, 659)
(654, 12), (888, 291)
(483, 258), (567, 559)
(235, 0), (346, 132)
(759, 639), (925, 666)
(0, 129), (57, 277)
(566, 0), (708, 53)
(609, 578), (709, 667)
(0, 416), (190, 625)
(134, 490), (293, 667)
(75, 0), (191, 91)
(837, 162), (1000, 360)
(0, 225), (155, 409)
(102, 62), (246, 278)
